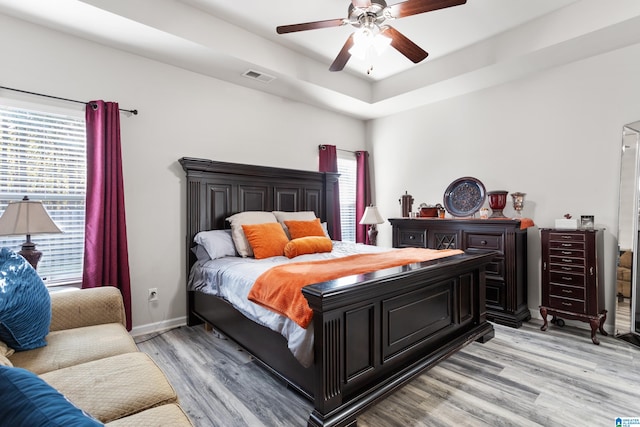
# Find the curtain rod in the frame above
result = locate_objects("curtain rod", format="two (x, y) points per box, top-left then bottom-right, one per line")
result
(319, 145), (362, 155)
(0, 85), (138, 115)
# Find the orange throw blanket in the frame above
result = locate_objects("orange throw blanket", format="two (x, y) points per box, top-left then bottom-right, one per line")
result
(248, 248), (463, 328)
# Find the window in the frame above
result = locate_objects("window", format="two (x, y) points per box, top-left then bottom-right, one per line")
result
(0, 103), (86, 285)
(337, 155), (357, 243)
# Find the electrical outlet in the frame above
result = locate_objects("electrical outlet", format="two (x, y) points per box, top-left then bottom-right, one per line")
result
(148, 288), (158, 302)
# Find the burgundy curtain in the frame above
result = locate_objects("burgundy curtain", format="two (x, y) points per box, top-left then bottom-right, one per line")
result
(319, 145), (342, 241)
(83, 100), (132, 331)
(356, 150), (372, 244)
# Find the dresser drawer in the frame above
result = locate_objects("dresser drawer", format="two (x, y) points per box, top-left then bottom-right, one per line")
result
(485, 258), (504, 278)
(549, 248), (585, 259)
(549, 284), (585, 300)
(549, 255), (585, 266)
(397, 229), (427, 248)
(549, 263), (584, 274)
(549, 271), (585, 287)
(465, 233), (503, 252)
(548, 296), (586, 314)
(549, 240), (584, 251)
(548, 232), (585, 242)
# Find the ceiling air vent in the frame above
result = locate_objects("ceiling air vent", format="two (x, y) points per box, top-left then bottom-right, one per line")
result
(242, 69), (276, 84)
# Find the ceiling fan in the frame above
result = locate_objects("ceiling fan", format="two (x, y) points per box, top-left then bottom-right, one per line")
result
(276, 0), (467, 73)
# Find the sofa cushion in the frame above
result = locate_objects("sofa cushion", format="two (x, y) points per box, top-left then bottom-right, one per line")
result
(0, 364), (103, 426)
(9, 323), (138, 375)
(0, 247), (51, 351)
(105, 403), (192, 427)
(40, 352), (178, 423)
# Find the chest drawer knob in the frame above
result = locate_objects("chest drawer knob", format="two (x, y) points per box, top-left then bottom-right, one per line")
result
(409, 235), (415, 240)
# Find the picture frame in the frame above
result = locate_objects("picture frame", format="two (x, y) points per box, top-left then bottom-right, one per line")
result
(580, 215), (594, 229)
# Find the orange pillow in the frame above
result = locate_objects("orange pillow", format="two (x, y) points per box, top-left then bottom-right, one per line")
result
(284, 236), (333, 258)
(284, 218), (325, 239)
(241, 222), (290, 259)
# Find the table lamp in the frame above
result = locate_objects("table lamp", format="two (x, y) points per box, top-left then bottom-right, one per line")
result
(360, 205), (384, 246)
(0, 196), (62, 270)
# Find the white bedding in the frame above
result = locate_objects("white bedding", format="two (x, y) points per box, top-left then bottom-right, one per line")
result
(187, 240), (386, 367)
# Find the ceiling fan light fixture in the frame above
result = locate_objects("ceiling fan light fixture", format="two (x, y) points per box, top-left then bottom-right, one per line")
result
(348, 26), (390, 60)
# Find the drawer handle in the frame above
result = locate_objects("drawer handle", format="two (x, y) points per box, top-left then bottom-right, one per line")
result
(590, 267), (594, 275)
(562, 276), (572, 281)
(480, 240), (487, 245)
(561, 251), (572, 255)
(561, 266), (572, 271)
(561, 235), (572, 239)
(409, 235), (415, 240)
(562, 258), (573, 263)
(561, 243), (572, 247)
(562, 302), (572, 306)
(562, 289), (572, 293)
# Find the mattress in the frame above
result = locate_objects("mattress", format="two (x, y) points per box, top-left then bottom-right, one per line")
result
(188, 241), (385, 367)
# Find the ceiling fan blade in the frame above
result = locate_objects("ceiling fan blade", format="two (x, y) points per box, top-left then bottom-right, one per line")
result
(329, 33), (356, 72)
(382, 26), (428, 63)
(388, 0), (466, 19)
(351, 0), (372, 8)
(277, 18), (346, 34)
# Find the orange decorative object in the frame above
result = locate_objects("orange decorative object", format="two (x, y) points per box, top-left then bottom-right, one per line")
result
(241, 222), (290, 259)
(284, 236), (333, 258)
(284, 218), (325, 239)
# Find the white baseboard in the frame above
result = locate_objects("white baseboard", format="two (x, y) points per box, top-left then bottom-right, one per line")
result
(131, 316), (187, 337)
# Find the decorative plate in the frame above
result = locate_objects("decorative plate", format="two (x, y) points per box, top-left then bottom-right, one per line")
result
(443, 177), (486, 217)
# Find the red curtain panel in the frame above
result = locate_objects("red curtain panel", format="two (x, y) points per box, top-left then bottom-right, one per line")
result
(83, 101), (132, 330)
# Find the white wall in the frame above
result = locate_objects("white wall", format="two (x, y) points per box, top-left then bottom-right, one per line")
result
(370, 41), (640, 328)
(0, 14), (366, 334)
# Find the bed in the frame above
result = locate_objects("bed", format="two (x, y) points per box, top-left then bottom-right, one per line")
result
(180, 157), (496, 427)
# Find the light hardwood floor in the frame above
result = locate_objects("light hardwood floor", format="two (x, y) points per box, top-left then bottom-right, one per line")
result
(136, 320), (640, 427)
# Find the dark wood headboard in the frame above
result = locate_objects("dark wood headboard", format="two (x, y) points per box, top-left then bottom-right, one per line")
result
(179, 157), (339, 262)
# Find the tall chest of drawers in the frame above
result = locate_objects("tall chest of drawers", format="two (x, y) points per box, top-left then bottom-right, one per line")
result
(389, 218), (530, 328)
(539, 228), (607, 344)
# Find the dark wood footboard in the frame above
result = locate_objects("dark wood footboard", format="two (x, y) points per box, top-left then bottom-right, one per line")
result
(303, 250), (494, 426)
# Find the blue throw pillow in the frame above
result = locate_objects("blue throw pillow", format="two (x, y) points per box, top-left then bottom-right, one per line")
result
(0, 364), (104, 426)
(0, 247), (51, 351)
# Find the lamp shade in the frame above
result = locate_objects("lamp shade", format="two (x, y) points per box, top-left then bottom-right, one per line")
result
(360, 206), (384, 225)
(0, 198), (62, 237)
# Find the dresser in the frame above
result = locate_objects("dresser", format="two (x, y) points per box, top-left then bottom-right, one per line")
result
(539, 228), (607, 344)
(389, 218), (530, 328)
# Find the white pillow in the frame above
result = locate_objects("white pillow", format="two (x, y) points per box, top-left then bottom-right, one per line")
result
(194, 229), (237, 260)
(226, 212), (278, 257)
(273, 211), (317, 238)
(321, 221), (331, 239)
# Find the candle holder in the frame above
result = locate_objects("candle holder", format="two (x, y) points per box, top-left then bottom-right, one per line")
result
(511, 192), (526, 217)
(487, 191), (508, 218)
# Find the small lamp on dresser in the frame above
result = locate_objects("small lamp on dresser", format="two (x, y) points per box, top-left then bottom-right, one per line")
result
(0, 196), (62, 270)
(360, 205), (384, 246)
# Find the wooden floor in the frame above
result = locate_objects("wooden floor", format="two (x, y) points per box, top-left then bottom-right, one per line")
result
(136, 320), (640, 427)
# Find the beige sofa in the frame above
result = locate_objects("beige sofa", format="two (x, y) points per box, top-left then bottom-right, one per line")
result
(2, 286), (192, 426)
